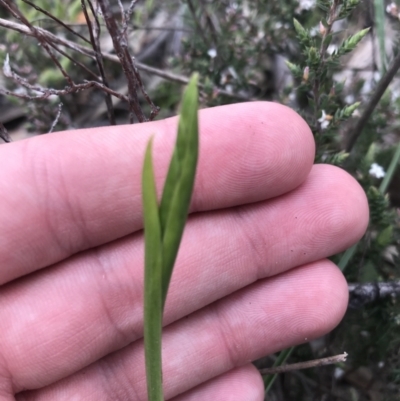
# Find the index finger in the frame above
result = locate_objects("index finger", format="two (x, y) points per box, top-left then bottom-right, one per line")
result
(0, 102), (314, 284)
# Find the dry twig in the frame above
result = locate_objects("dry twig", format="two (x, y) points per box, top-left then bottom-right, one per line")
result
(1, 0), (74, 86)
(0, 17), (253, 101)
(259, 352), (348, 375)
(81, 0), (116, 125)
(48, 102), (63, 133)
(348, 281), (400, 308)
(97, 0), (159, 122)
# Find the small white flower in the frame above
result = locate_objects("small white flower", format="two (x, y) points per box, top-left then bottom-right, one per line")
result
(386, 2), (398, 16)
(373, 71), (381, 81)
(369, 163), (386, 179)
(3, 53), (11, 76)
(296, 0), (316, 13)
(309, 25), (320, 37)
(334, 367), (345, 379)
(318, 110), (331, 130)
(207, 48), (217, 59)
(327, 44), (338, 55)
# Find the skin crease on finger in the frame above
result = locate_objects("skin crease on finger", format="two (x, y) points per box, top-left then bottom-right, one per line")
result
(14, 260), (348, 401)
(169, 365), (265, 401)
(0, 166), (368, 396)
(0, 102), (315, 285)
(0, 103), (369, 399)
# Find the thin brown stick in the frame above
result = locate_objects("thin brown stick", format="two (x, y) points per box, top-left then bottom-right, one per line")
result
(44, 34), (99, 80)
(48, 103), (63, 133)
(348, 280), (400, 308)
(258, 352), (348, 375)
(0, 17), (254, 101)
(345, 49), (400, 151)
(2, 55), (129, 102)
(120, 0), (139, 46)
(81, 0), (115, 125)
(1, 0), (75, 87)
(20, 0), (90, 44)
(97, 0), (151, 122)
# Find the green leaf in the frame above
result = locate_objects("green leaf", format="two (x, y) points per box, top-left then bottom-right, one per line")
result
(142, 138), (164, 401)
(342, 102), (361, 118)
(285, 61), (303, 78)
(336, 28), (370, 57)
(377, 225), (393, 247)
(379, 141), (400, 194)
(142, 74), (199, 401)
(159, 73), (199, 306)
(264, 347), (294, 394)
(293, 18), (312, 47)
(293, 18), (307, 37)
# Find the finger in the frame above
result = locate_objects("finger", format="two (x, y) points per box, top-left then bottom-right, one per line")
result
(1, 164), (368, 391)
(15, 260), (348, 400)
(0, 102), (314, 284)
(15, 366), (265, 401)
(170, 365), (264, 401)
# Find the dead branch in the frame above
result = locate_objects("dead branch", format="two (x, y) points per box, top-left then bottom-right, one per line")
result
(259, 352), (348, 375)
(348, 281), (400, 308)
(0, 17), (253, 101)
(120, 0), (138, 39)
(81, 0), (115, 125)
(48, 103), (63, 133)
(20, 0), (90, 44)
(1, 54), (129, 103)
(0, 0), (75, 87)
(97, 0), (158, 122)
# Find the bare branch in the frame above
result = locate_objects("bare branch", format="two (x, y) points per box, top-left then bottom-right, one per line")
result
(81, 0), (115, 125)
(348, 281), (400, 308)
(259, 353), (348, 375)
(97, 0), (155, 123)
(0, 0), (74, 86)
(2, 56), (129, 103)
(44, 35), (100, 81)
(20, 0), (90, 44)
(120, 0), (138, 39)
(0, 17), (254, 102)
(48, 103), (63, 133)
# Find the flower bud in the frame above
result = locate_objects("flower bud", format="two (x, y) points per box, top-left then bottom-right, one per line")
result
(302, 66), (310, 82)
(319, 21), (326, 36)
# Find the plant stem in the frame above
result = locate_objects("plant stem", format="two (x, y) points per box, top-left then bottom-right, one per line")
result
(346, 48), (400, 152)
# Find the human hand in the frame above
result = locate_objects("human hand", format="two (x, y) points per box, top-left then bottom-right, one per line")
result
(0, 102), (368, 401)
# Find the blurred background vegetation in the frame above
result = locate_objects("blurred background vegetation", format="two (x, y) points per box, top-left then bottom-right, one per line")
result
(0, 0), (400, 400)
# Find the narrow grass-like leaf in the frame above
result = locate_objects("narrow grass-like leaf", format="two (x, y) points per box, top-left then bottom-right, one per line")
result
(159, 74), (199, 306)
(142, 74), (199, 401)
(143, 138), (164, 401)
(379, 141), (400, 194)
(339, 141), (400, 272)
(338, 243), (357, 272)
(264, 347), (294, 394)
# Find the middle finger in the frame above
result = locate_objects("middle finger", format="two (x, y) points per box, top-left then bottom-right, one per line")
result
(1, 164), (368, 391)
